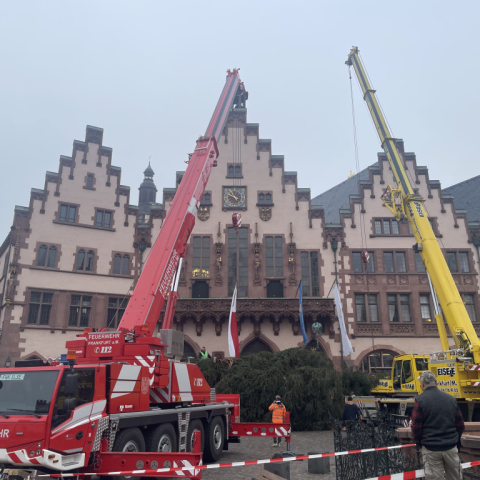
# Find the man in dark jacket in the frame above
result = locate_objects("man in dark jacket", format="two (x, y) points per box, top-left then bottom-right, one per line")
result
(411, 370), (464, 479)
(343, 396), (360, 422)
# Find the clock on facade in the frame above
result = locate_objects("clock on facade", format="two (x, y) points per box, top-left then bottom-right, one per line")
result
(223, 187), (246, 209)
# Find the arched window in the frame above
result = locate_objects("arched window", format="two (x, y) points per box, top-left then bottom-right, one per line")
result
(241, 338), (273, 356)
(121, 255), (129, 275)
(358, 349), (396, 380)
(76, 250), (86, 270)
(235, 165), (242, 177)
(37, 245), (48, 267)
(85, 251), (95, 271)
(228, 165), (234, 177)
(305, 339), (325, 353)
(202, 193), (211, 205)
(113, 254), (122, 274)
(86, 174), (94, 189)
(266, 193), (272, 204)
(140, 191), (147, 204)
(258, 193), (265, 204)
(47, 246), (57, 268)
(148, 191), (155, 203)
(183, 342), (196, 358)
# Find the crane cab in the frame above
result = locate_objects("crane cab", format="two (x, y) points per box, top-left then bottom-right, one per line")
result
(371, 354), (429, 396)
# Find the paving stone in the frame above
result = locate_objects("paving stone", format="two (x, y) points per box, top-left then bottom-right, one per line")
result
(168, 431), (336, 480)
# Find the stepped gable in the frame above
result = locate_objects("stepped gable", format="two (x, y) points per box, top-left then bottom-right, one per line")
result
(311, 167), (371, 224)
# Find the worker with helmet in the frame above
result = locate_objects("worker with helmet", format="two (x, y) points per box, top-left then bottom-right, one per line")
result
(269, 395), (286, 447)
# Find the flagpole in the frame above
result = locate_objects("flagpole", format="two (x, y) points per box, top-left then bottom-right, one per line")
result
(331, 238), (344, 369)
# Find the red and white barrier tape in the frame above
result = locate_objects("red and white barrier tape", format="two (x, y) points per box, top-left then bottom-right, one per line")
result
(362, 460), (480, 480)
(36, 443), (417, 477)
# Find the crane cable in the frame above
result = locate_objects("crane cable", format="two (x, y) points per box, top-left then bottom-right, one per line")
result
(349, 65), (375, 348)
(349, 66), (368, 251)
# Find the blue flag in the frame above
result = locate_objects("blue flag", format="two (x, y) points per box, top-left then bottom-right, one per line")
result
(298, 280), (308, 344)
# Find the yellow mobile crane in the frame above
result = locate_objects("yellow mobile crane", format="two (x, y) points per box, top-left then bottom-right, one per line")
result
(346, 47), (480, 419)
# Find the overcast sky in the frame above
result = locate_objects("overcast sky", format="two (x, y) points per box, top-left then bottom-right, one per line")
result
(1, 1), (479, 241)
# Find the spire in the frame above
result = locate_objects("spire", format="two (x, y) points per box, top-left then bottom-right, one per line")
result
(144, 162), (155, 179)
(139, 159), (157, 207)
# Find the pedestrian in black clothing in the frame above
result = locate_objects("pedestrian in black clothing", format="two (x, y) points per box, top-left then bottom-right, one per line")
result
(343, 396), (360, 422)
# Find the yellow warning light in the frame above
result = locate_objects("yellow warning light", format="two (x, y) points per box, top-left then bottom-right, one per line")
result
(66, 350), (76, 361)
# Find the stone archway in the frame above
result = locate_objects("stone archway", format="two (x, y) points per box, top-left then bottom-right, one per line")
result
(238, 332), (279, 356)
(354, 344), (405, 368)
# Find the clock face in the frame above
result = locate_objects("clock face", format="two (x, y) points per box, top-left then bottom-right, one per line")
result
(223, 187), (246, 209)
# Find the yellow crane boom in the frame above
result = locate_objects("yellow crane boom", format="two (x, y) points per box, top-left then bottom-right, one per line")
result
(346, 47), (480, 364)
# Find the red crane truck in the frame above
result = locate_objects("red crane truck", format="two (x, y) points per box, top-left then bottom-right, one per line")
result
(0, 70), (291, 480)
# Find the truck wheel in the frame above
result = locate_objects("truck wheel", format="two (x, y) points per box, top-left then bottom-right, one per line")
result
(204, 416), (224, 463)
(187, 419), (204, 453)
(101, 428), (145, 480)
(147, 423), (178, 452)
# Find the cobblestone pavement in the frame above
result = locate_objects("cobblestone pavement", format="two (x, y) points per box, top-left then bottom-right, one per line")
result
(168, 431), (336, 480)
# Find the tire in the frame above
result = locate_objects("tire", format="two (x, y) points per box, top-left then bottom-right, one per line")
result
(186, 419), (205, 453)
(146, 423), (178, 453)
(204, 416), (224, 463)
(101, 427), (145, 480)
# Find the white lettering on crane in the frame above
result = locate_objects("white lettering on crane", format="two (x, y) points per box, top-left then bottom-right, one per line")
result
(0, 430), (9, 438)
(158, 250), (180, 298)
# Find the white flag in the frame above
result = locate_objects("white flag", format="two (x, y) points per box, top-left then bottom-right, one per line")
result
(228, 285), (240, 357)
(333, 282), (354, 357)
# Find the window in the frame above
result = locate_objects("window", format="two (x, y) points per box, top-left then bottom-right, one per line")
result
(464, 294), (477, 322)
(388, 294), (399, 322)
(37, 245), (57, 268)
(95, 210), (112, 228)
(396, 252), (406, 273)
(59, 204), (77, 223)
(86, 174), (94, 189)
(192, 281), (209, 298)
(383, 220), (391, 235)
(201, 192), (211, 205)
(267, 280), (283, 298)
(359, 350), (395, 380)
(447, 252), (458, 272)
(52, 369), (95, 430)
(420, 294), (432, 322)
(76, 249), (95, 271)
(374, 219), (399, 235)
(352, 252), (374, 273)
(228, 227), (248, 297)
(369, 294), (379, 322)
(192, 236), (210, 278)
(459, 252), (470, 273)
(355, 294), (367, 322)
(384, 252), (394, 273)
(27, 291), (53, 325)
(266, 236), (283, 277)
(227, 165), (242, 177)
(258, 192), (272, 205)
(397, 294), (411, 322)
(355, 294), (378, 322)
(69, 295), (92, 327)
(107, 297), (128, 328)
(415, 252), (426, 273)
(113, 254), (130, 275)
(301, 251), (320, 296)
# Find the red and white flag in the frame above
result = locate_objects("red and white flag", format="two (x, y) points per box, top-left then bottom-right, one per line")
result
(228, 285), (240, 357)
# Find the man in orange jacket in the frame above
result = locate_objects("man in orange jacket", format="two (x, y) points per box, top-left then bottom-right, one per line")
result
(269, 395), (286, 447)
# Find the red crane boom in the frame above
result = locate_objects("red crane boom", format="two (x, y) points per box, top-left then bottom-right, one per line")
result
(119, 70), (242, 333)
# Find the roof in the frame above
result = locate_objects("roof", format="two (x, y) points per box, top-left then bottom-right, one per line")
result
(311, 167), (370, 223)
(442, 175), (480, 223)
